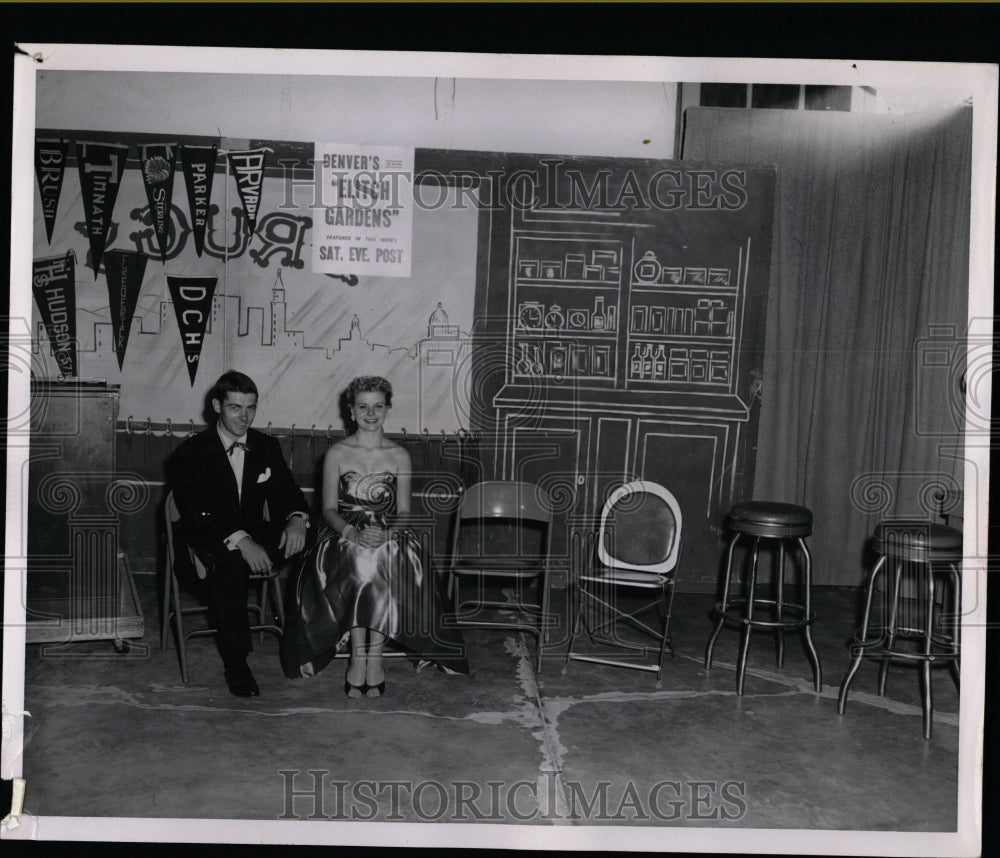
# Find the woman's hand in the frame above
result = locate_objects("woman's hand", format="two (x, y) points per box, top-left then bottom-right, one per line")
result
(356, 525), (388, 549)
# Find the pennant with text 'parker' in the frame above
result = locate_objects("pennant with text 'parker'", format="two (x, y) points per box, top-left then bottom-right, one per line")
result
(227, 148), (268, 237)
(167, 276), (216, 385)
(34, 138), (69, 244)
(76, 141), (129, 276)
(179, 144), (218, 257)
(139, 143), (177, 264)
(32, 252), (78, 378)
(103, 249), (149, 371)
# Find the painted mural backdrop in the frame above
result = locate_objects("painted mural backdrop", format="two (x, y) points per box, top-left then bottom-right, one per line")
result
(30, 136), (478, 432)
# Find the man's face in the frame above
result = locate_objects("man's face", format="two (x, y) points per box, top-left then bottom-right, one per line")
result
(213, 391), (257, 438)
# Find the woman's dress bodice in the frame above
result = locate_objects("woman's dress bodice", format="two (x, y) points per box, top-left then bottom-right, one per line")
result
(338, 470), (395, 529)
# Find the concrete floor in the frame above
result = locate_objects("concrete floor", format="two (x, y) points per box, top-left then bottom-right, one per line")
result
(18, 570), (961, 832)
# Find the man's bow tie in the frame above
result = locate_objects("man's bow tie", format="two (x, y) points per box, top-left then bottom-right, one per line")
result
(227, 441), (249, 456)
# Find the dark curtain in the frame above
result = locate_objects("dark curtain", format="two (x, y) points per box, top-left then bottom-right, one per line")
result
(683, 106), (971, 585)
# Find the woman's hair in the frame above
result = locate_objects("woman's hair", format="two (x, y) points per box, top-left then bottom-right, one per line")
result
(346, 376), (393, 408)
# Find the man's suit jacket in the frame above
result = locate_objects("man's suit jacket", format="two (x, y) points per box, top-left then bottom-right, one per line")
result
(170, 426), (309, 558)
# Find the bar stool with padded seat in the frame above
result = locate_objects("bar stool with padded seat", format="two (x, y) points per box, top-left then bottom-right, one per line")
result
(705, 501), (822, 694)
(837, 520), (961, 739)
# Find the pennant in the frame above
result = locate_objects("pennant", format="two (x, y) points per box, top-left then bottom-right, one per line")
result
(227, 148), (267, 236)
(139, 143), (177, 263)
(76, 141), (129, 276)
(179, 144), (217, 257)
(167, 276), (216, 385)
(32, 252), (78, 378)
(103, 250), (149, 371)
(34, 138), (69, 244)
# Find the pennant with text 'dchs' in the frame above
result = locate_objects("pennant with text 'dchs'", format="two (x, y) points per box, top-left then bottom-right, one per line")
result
(167, 275), (217, 385)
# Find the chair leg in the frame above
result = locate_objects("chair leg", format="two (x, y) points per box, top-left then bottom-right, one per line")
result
(736, 537), (760, 695)
(706, 532), (741, 669)
(838, 556), (886, 715)
(171, 568), (189, 684)
(537, 569), (551, 674)
(161, 562), (172, 652)
(798, 537), (822, 692)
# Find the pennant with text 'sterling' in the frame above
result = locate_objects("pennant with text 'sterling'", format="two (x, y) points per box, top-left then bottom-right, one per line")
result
(35, 138), (69, 245)
(103, 249), (149, 371)
(167, 276), (217, 385)
(139, 143), (177, 263)
(76, 141), (129, 276)
(227, 148), (268, 237)
(32, 251), (78, 378)
(179, 144), (218, 257)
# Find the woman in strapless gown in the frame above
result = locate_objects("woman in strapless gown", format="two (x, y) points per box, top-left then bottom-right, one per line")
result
(280, 377), (468, 695)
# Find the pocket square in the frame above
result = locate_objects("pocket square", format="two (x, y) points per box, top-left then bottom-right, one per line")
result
(257, 467), (271, 483)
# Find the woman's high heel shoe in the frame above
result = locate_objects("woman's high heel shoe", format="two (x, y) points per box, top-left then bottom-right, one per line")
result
(364, 681), (385, 698)
(344, 680), (366, 699)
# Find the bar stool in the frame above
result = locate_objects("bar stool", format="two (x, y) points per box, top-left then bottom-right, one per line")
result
(838, 520), (961, 739)
(705, 501), (822, 694)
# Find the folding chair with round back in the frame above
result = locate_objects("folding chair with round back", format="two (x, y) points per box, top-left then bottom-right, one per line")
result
(564, 480), (682, 687)
(447, 481), (554, 673)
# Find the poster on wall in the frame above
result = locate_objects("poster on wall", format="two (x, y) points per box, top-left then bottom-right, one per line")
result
(311, 142), (414, 278)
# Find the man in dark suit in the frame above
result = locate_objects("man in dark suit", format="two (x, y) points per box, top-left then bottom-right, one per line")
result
(171, 370), (310, 697)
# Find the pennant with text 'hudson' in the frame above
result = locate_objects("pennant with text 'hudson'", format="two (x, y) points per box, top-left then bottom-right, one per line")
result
(34, 138), (69, 244)
(139, 143), (177, 264)
(32, 252), (78, 378)
(167, 276), (216, 385)
(103, 249), (149, 371)
(77, 141), (129, 276)
(179, 144), (218, 257)
(227, 148), (268, 237)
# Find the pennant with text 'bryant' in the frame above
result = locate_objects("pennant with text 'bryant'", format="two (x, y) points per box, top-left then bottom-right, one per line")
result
(103, 249), (149, 371)
(139, 143), (177, 264)
(227, 148), (268, 237)
(167, 276), (216, 385)
(76, 141), (129, 276)
(34, 138), (69, 244)
(179, 144), (218, 257)
(32, 252), (78, 378)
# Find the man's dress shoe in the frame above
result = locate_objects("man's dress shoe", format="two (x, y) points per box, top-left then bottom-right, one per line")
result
(223, 655), (260, 698)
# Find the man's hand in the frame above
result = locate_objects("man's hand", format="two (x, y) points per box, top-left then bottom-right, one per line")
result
(237, 537), (273, 574)
(279, 516), (308, 558)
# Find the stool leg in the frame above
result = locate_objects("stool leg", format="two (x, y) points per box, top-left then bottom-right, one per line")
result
(736, 536), (760, 695)
(775, 539), (785, 668)
(921, 567), (936, 739)
(878, 559), (904, 697)
(705, 532), (741, 670)
(838, 556), (886, 715)
(798, 537), (822, 691)
(946, 562), (961, 690)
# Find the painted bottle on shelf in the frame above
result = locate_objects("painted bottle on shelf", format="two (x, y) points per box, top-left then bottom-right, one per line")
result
(606, 304), (617, 331)
(591, 295), (606, 331)
(630, 342), (643, 379)
(641, 343), (654, 379)
(652, 344), (667, 380)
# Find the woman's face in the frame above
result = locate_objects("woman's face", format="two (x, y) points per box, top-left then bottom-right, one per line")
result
(352, 390), (389, 432)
